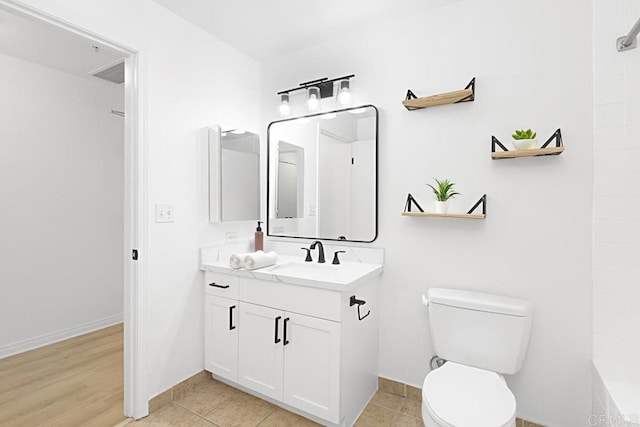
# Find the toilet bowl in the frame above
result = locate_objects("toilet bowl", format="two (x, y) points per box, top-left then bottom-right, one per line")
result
(421, 362), (516, 427)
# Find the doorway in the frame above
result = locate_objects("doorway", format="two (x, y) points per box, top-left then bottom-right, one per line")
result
(0, 1), (144, 421)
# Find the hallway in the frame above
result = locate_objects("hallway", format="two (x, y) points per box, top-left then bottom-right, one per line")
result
(0, 324), (125, 426)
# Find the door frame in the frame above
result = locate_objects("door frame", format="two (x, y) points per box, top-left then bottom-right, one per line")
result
(0, 0), (148, 418)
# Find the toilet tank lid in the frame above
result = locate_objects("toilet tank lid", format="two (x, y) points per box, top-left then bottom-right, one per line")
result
(428, 288), (532, 317)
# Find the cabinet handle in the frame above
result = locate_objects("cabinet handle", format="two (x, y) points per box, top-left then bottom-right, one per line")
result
(229, 305), (236, 330)
(209, 282), (230, 289)
(274, 316), (282, 344)
(283, 317), (290, 346)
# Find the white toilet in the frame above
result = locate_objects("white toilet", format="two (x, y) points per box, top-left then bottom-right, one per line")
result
(422, 288), (533, 427)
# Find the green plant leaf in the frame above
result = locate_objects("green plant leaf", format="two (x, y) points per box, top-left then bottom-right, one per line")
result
(513, 128), (537, 140)
(427, 178), (460, 201)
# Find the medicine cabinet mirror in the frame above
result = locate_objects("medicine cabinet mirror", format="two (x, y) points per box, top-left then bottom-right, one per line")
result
(267, 105), (378, 243)
(209, 126), (260, 223)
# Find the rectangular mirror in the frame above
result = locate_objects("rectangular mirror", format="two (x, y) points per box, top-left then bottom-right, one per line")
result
(209, 126), (260, 223)
(267, 105), (378, 242)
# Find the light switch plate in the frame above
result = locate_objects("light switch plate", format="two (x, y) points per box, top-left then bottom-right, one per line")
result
(308, 204), (316, 216)
(155, 203), (174, 223)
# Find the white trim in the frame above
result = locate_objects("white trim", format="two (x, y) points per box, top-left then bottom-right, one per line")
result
(0, 315), (124, 359)
(208, 125), (222, 223)
(0, 0), (147, 419)
(124, 49), (149, 419)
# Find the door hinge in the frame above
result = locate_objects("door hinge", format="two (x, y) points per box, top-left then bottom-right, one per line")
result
(132, 249), (138, 261)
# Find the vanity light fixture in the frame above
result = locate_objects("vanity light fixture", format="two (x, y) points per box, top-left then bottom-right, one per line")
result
(276, 74), (355, 116)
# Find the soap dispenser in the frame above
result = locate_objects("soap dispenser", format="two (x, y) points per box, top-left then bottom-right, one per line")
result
(255, 221), (264, 251)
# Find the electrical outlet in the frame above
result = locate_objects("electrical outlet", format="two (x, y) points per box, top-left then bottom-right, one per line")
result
(225, 232), (239, 242)
(155, 203), (174, 223)
(308, 204), (316, 216)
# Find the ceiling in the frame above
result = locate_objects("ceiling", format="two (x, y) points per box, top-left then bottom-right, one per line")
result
(0, 7), (126, 80)
(152, 0), (459, 61)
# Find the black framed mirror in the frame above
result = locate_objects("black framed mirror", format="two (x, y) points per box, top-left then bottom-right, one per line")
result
(267, 105), (378, 243)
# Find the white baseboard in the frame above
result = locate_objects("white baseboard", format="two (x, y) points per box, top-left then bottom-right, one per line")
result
(0, 313), (124, 359)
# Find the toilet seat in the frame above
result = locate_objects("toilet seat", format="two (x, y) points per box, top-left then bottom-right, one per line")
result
(422, 362), (516, 427)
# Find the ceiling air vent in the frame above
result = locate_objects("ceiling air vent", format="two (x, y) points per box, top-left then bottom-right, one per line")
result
(92, 61), (124, 84)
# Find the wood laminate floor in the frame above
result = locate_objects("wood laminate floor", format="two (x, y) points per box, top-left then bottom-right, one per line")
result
(0, 323), (126, 427)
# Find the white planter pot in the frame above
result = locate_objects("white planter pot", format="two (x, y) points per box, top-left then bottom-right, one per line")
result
(512, 138), (537, 150)
(435, 200), (449, 214)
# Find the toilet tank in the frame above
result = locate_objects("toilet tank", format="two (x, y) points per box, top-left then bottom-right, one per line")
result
(427, 288), (533, 375)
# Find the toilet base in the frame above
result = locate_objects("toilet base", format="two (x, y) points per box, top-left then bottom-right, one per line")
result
(421, 403), (438, 426)
(421, 401), (516, 427)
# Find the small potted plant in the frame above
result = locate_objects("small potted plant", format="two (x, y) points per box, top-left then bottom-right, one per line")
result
(511, 129), (537, 150)
(426, 178), (460, 214)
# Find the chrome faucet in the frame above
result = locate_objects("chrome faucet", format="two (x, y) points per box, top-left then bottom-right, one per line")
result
(310, 241), (325, 263)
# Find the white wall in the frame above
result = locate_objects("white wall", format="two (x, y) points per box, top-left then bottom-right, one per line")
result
(261, 0), (593, 425)
(0, 52), (124, 356)
(12, 0), (261, 404)
(592, 0), (640, 421)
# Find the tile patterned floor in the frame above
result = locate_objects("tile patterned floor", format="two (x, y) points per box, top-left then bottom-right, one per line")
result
(128, 376), (423, 426)
(128, 375), (545, 427)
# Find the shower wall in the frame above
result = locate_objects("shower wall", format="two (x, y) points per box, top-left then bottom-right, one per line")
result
(593, 0), (640, 422)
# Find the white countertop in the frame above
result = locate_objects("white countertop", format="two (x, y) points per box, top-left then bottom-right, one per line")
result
(202, 255), (383, 292)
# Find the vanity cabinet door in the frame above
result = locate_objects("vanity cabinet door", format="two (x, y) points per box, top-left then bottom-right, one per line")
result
(283, 312), (341, 424)
(204, 295), (238, 382)
(238, 302), (284, 400)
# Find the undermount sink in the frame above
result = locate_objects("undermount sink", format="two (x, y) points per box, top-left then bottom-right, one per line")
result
(260, 260), (382, 289)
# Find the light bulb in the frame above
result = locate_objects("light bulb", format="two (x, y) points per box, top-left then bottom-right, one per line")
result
(338, 90), (352, 105)
(307, 86), (321, 112)
(336, 79), (353, 106)
(279, 103), (291, 116)
(278, 93), (291, 116)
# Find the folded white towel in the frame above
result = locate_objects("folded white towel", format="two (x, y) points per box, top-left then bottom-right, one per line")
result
(229, 251), (256, 269)
(244, 251), (278, 271)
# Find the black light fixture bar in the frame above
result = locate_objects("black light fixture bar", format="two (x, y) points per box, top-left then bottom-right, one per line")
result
(277, 74), (355, 97)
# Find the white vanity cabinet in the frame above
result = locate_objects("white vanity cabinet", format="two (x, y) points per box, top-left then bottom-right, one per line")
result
(204, 294), (238, 382)
(203, 268), (380, 427)
(238, 301), (341, 422)
(204, 273), (239, 382)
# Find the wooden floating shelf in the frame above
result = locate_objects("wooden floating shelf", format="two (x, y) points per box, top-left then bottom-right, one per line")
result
(491, 146), (564, 159)
(403, 88), (473, 110)
(403, 193), (486, 220)
(401, 212), (486, 220)
(492, 129), (564, 160)
(403, 78), (475, 111)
